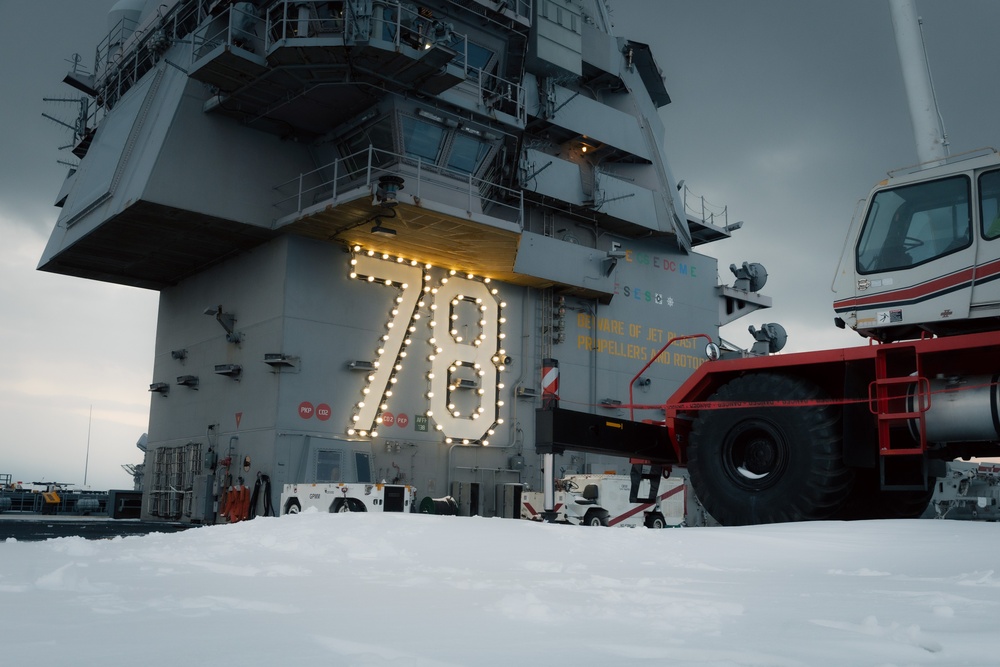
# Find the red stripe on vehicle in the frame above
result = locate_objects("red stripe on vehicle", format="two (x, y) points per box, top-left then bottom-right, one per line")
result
(833, 265), (975, 310)
(522, 502), (562, 519)
(608, 484), (684, 526)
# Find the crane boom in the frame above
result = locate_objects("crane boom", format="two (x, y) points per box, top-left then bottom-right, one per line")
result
(888, 0), (948, 165)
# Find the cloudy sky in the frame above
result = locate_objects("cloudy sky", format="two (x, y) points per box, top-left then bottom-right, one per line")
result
(2, 1), (998, 489)
(615, 0), (1000, 350)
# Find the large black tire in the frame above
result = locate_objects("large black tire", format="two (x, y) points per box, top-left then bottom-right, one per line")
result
(687, 373), (853, 525)
(583, 509), (609, 526)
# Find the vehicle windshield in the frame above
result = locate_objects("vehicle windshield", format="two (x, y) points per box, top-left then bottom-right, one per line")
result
(856, 175), (970, 274)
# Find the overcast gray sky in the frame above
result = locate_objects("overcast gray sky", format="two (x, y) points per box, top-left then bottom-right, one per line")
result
(2, 1), (998, 489)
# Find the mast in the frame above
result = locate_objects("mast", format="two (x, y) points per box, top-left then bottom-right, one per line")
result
(888, 0), (949, 165)
(84, 404), (92, 487)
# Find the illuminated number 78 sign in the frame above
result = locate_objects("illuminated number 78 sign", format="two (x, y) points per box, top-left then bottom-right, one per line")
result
(346, 247), (507, 445)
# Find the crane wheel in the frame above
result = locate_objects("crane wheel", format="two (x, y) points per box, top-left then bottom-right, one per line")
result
(688, 373), (853, 525)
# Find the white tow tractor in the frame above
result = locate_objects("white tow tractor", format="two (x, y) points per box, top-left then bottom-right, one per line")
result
(521, 474), (685, 528)
(281, 482), (416, 514)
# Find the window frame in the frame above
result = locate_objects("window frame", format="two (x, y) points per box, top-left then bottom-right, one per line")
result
(315, 449), (343, 483)
(855, 173), (972, 275)
(979, 168), (1000, 240)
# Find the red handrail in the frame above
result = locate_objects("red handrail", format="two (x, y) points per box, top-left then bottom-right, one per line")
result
(628, 333), (714, 421)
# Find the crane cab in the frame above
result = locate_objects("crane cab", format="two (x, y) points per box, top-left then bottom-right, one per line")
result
(833, 151), (1000, 341)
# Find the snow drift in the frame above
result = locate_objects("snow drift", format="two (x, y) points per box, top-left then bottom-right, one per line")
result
(3, 513), (999, 665)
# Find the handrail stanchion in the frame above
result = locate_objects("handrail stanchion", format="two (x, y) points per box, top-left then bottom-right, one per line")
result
(332, 158), (338, 200)
(366, 144), (373, 188)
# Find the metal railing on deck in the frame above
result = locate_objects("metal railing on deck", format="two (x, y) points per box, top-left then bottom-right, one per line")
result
(191, 2), (263, 61)
(63, 0), (528, 161)
(454, 0), (534, 21)
(95, 0), (202, 110)
(189, 0), (525, 123)
(273, 145), (524, 226)
(681, 184), (728, 228)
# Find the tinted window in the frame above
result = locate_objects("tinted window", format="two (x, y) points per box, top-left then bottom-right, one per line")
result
(340, 116), (394, 174)
(401, 116), (445, 162)
(316, 450), (342, 482)
(980, 170), (1000, 240)
(447, 133), (489, 174)
(856, 175), (970, 274)
(447, 36), (496, 74)
(355, 452), (372, 483)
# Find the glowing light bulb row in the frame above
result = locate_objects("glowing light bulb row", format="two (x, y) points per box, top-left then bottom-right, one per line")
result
(347, 245), (507, 446)
(346, 247), (423, 438)
(425, 271), (507, 446)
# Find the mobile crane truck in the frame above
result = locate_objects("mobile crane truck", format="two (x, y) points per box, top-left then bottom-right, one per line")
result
(536, 0), (1000, 525)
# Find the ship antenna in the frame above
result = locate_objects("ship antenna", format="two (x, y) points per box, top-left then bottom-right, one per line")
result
(84, 404), (92, 487)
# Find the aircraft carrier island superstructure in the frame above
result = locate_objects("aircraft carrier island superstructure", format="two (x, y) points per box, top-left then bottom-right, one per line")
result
(41, 0), (769, 521)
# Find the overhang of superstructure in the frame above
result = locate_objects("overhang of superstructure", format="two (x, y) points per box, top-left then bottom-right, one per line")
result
(37, 200), (276, 290)
(39, 0), (733, 299)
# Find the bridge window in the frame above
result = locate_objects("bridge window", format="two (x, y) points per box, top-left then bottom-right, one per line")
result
(402, 116), (446, 162)
(340, 115), (394, 174)
(447, 36), (496, 74)
(447, 133), (490, 174)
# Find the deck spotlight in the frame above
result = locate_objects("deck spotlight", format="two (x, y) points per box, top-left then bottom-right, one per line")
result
(375, 174), (405, 207)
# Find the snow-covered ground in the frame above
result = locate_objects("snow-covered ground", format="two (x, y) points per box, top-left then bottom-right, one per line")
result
(2, 513), (998, 666)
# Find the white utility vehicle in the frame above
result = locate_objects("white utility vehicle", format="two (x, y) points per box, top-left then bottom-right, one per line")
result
(522, 474), (684, 528)
(281, 482), (416, 514)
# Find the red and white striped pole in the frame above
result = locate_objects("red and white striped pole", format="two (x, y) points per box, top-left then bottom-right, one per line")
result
(541, 358), (559, 520)
(541, 358), (559, 409)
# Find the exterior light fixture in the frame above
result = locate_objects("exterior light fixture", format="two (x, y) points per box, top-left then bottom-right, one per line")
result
(203, 305), (241, 343)
(371, 218), (397, 236)
(263, 353), (297, 369)
(602, 248), (626, 277)
(214, 364), (242, 380)
(376, 174), (405, 207)
(149, 382), (170, 396)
